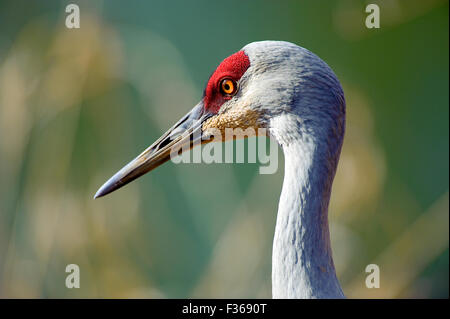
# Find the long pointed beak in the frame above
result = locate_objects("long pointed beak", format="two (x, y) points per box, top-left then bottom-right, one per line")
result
(94, 101), (213, 199)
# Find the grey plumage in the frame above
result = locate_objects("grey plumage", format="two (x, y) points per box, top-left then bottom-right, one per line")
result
(241, 41), (346, 298)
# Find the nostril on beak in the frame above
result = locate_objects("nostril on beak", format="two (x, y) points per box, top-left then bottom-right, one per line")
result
(157, 136), (173, 150)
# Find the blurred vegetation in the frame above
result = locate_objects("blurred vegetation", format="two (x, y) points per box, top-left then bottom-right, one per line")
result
(0, 0), (448, 298)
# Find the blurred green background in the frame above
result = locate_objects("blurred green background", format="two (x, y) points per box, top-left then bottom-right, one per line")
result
(0, 0), (448, 298)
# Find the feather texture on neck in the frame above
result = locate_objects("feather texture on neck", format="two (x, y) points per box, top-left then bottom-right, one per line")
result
(270, 114), (344, 299)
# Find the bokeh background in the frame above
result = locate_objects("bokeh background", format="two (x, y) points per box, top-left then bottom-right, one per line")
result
(0, 0), (448, 298)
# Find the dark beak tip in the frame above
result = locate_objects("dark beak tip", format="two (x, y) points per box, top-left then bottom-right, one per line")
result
(93, 176), (118, 199)
(93, 191), (102, 199)
(93, 186), (106, 199)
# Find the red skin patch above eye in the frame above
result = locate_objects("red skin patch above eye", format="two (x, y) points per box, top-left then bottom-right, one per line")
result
(204, 50), (250, 113)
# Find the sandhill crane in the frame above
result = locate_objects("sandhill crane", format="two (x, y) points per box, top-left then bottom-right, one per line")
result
(94, 41), (346, 298)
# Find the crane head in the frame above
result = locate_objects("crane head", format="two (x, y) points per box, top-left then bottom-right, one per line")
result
(94, 41), (345, 198)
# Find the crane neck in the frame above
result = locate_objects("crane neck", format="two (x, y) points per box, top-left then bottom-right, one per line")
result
(271, 132), (344, 298)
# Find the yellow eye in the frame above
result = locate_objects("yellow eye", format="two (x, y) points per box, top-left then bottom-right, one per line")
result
(220, 78), (237, 95)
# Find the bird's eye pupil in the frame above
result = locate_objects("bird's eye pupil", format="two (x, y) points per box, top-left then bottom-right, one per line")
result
(220, 79), (236, 96)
